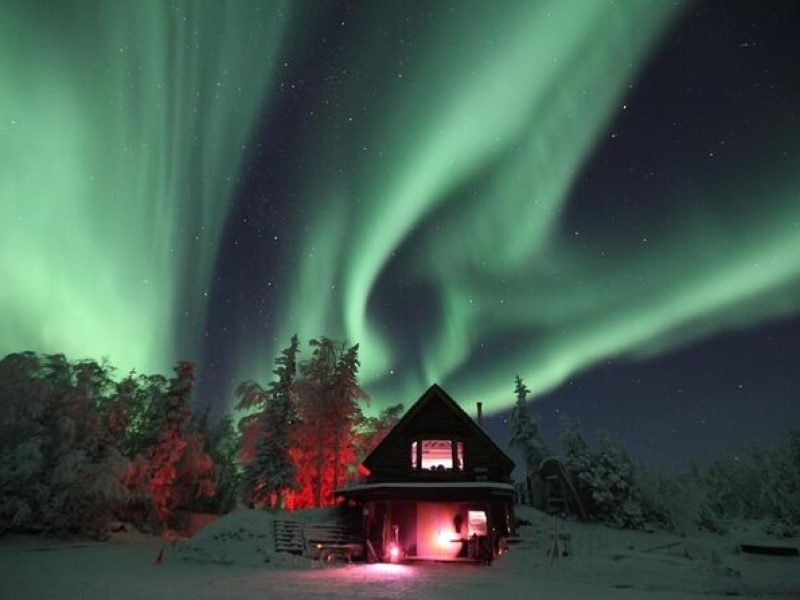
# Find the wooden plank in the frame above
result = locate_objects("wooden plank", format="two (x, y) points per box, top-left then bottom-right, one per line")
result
(273, 520), (305, 554)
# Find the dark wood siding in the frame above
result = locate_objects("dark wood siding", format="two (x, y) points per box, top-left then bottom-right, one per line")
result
(366, 393), (512, 483)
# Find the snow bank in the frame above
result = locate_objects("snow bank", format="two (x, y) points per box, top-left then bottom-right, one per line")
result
(510, 505), (800, 597)
(171, 504), (800, 597)
(3, 506), (799, 599)
(176, 508), (339, 568)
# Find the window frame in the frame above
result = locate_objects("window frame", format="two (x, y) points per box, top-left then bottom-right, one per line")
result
(409, 437), (465, 472)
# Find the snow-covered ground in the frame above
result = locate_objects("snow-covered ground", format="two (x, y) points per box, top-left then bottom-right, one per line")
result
(1, 506), (798, 600)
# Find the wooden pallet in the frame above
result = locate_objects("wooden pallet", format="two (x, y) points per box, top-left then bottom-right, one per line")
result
(273, 519), (304, 554)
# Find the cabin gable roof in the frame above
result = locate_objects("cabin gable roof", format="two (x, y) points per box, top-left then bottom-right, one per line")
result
(362, 383), (515, 474)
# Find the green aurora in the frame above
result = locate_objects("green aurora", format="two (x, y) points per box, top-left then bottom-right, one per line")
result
(1, 1), (290, 373)
(2, 1), (799, 414)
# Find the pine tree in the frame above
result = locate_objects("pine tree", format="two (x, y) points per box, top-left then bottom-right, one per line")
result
(588, 432), (644, 528)
(508, 375), (548, 504)
(330, 343), (368, 491)
(236, 336), (301, 508)
(258, 335), (298, 508)
(559, 417), (646, 528)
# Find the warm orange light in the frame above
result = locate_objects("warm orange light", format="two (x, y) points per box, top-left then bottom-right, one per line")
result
(437, 530), (452, 548)
(389, 544), (400, 561)
(418, 504), (464, 559)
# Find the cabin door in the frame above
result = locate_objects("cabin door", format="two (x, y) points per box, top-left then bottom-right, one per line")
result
(416, 502), (464, 559)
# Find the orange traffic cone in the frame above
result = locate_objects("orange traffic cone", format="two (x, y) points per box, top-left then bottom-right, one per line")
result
(154, 546), (165, 564)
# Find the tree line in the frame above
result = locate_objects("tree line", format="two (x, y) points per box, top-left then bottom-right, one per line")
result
(0, 337), (401, 538)
(3, 346), (795, 540)
(508, 374), (800, 535)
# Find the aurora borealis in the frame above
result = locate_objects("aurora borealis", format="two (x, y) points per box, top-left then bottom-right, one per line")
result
(1, 1), (291, 375)
(2, 1), (799, 464)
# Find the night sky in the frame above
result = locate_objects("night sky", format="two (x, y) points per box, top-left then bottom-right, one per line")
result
(2, 1), (799, 471)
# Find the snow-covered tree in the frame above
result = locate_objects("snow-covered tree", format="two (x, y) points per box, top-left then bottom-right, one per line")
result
(294, 337), (339, 508)
(508, 375), (549, 504)
(702, 430), (800, 534)
(638, 465), (720, 535)
(0, 353), (127, 538)
(0, 351), (229, 536)
(0, 352), (49, 534)
(559, 416), (646, 528)
(330, 343), (368, 492)
(585, 432), (644, 528)
(290, 337), (368, 508)
(240, 335), (301, 508)
(148, 362), (215, 529)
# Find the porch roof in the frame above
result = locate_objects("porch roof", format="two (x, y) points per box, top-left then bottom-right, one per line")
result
(335, 481), (515, 502)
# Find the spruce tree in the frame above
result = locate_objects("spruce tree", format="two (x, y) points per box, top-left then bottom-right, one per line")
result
(242, 335), (301, 508)
(330, 343), (368, 492)
(508, 375), (549, 504)
(264, 334), (301, 507)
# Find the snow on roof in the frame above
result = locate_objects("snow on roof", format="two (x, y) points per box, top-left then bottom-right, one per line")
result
(335, 481), (515, 494)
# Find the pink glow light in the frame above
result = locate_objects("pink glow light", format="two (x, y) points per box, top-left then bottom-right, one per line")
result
(437, 531), (453, 548)
(364, 563), (413, 577)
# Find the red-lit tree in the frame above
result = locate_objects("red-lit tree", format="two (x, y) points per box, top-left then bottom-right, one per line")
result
(330, 344), (368, 491)
(293, 337), (339, 508)
(291, 338), (367, 508)
(148, 362), (215, 529)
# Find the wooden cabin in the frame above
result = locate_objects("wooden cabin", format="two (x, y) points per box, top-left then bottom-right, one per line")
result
(336, 384), (515, 563)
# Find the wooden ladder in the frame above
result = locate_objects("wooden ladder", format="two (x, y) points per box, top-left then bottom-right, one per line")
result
(544, 474), (569, 514)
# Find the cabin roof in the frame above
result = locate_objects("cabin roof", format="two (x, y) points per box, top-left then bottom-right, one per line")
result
(362, 383), (515, 472)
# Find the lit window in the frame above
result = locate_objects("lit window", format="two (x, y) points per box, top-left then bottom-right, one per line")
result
(467, 510), (487, 537)
(411, 439), (465, 471)
(421, 440), (452, 470)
